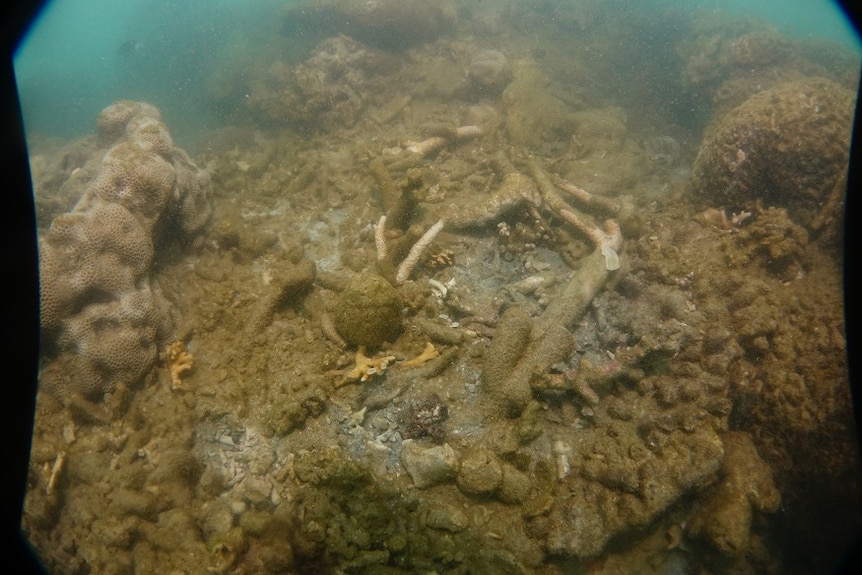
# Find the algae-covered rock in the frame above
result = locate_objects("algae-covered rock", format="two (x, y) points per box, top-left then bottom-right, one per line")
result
(688, 431), (780, 557)
(691, 77), (854, 228)
(482, 306), (533, 415)
(456, 448), (503, 496)
(333, 272), (403, 348)
(401, 441), (458, 489)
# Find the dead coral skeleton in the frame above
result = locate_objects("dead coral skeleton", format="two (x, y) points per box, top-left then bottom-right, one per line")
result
(528, 159), (623, 268)
(374, 215), (446, 284)
(405, 125), (482, 156)
(45, 451), (66, 496)
(697, 207), (753, 232)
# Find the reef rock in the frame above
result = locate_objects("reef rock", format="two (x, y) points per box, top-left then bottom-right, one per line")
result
(38, 101), (212, 408)
(691, 77), (854, 229)
(688, 432), (781, 556)
(246, 35), (398, 131)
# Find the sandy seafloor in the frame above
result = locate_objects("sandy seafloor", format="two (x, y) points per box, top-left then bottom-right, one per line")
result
(20, 2), (862, 574)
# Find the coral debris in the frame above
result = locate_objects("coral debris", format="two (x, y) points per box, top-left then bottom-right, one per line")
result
(401, 342), (440, 368)
(337, 346), (397, 386)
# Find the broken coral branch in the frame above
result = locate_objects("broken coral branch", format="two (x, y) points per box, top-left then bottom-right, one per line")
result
(405, 125), (482, 156)
(395, 219), (445, 284)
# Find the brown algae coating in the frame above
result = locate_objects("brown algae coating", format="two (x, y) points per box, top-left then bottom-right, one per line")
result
(482, 306), (534, 416)
(333, 272), (403, 348)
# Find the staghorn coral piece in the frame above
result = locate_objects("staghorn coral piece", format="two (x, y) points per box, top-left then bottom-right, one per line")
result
(405, 126), (482, 156)
(45, 451), (66, 496)
(444, 171), (542, 229)
(372, 213), (447, 285)
(374, 215), (389, 262)
(337, 347), (397, 387)
(165, 341), (195, 389)
(530, 159), (623, 269)
(395, 219), (445, 284)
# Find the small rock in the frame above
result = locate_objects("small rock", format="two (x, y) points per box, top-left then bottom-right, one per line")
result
(498, 463), (532, 503)
(401, 441), (458, 488)
(425, 503), (469, 532)
(456, 448), (503, 496)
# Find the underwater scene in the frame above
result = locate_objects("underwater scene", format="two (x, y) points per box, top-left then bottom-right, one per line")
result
(15, 0), (862, 573)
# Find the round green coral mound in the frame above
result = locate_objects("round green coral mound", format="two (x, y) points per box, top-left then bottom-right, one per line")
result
(334, 272), (403, 348)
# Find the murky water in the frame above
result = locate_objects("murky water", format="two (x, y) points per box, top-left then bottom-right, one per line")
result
(17, 1), (862, 574)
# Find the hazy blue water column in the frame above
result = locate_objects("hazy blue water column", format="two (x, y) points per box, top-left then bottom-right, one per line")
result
(13, 0), (860, 144)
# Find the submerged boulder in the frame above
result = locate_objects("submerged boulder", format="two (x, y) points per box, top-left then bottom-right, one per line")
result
(691, 77), (854, 229)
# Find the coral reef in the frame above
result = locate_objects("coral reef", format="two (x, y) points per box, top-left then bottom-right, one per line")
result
(691, 77), (854, 229)
(245, 35), (398, 130)
(38, 101), (211, 408)
(22, 8), (859, 575)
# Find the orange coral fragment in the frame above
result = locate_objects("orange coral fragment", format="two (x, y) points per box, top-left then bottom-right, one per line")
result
(401, 342), (440, 368)
(337, 346), (396, 387)
(165, 341), (194, 389)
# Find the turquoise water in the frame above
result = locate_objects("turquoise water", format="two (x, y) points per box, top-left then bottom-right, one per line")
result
(13, 0), (861, 146)
(702, 0), (860, 48)
(14, 0), (288, 145)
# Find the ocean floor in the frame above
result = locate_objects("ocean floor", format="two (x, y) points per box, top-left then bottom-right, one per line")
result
(21, 2), (862, 574)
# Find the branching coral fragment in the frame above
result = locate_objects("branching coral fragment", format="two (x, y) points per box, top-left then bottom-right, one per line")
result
(337, 346), (397, 387)
(401, 342), (440, 368)
(395, 219), (445, 284)
(375, 214), (446, 284)
(405, 125), (482, 156)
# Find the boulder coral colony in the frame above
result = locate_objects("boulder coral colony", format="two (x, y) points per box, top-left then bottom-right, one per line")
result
(23, 1), (861, 574)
